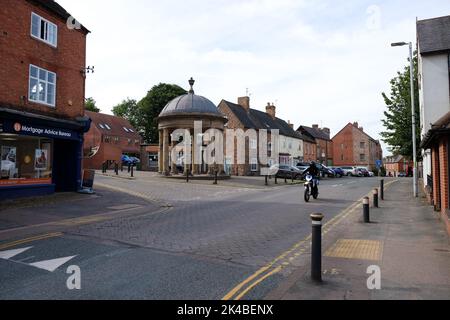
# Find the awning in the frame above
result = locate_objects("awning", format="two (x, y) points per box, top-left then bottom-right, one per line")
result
(421, 112), (450, 149)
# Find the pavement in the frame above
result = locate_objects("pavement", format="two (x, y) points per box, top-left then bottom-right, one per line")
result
(265, 178), (450, 300)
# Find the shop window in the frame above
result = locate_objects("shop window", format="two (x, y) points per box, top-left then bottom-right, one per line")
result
(29, 65), (56, 107)
(1, 134), (52, 187)
(31, 12), (57, 47)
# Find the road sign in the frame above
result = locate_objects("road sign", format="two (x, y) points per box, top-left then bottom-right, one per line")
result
(376, 160), (382, 169)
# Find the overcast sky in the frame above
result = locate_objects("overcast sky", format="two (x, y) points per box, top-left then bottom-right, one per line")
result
(58, 0), (450, 156)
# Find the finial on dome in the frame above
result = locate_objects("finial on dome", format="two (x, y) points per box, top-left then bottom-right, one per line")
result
(188, 77), (195, 94)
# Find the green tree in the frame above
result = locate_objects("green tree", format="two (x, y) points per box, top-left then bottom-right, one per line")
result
(381, 52), (421, 160)
(112, 98), (141, 131)
(137, 83), (187, 143)
(85, 97), (100, 113)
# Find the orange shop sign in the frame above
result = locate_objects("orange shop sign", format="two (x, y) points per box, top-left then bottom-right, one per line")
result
(0, 178), (52, 187)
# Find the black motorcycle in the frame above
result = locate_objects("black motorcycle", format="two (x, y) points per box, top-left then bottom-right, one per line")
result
(304, 174), (319, 202)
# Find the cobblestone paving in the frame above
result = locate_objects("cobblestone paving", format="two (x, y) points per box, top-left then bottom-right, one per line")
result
(69, 176), (375, 268)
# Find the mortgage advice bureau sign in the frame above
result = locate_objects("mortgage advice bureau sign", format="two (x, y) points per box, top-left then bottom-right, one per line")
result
(2, 120), (79, 141)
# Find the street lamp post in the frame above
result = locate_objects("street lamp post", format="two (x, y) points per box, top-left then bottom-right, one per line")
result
(391, 41), (419, 198)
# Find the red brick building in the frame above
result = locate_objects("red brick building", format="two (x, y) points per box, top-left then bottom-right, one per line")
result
(332, 122), (383, 170)
(384, 155), (413, 177)
(297, 125), (332, 165)
(421, 112), (450, 235)
(83, 111), (142, 170)
(0, 0), (90, 199)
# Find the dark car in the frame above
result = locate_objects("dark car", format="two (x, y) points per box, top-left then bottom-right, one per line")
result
(332, 167), (345, 178)
(316, 164), (335, 178)
(357, 167), (370, 177)
(275, 165), (304, 180)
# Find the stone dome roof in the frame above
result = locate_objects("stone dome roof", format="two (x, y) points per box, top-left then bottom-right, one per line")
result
(158, 78), (223, 118)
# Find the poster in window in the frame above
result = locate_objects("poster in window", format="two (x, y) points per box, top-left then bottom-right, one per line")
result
(35, 149), (48, 170)
(1, 146), (17, 171)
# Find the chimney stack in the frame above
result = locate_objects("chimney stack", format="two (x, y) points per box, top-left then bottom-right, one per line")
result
(322, 127), (330, 137)
(266, 103), (276, 119)
(312, 124), (319, 130)
(353, 122), (359, 128)
(238, 96), (250, 112)
(288, 120), (294, 129)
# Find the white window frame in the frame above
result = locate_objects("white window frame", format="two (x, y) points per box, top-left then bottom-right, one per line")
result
(31, 12), (58, 47)
(250, 139), (257, 150)
(123, 127), (129, 132)
(29, 64), (56, 107)
(104, 124), (111, 130)
(250, 158), (258, 172)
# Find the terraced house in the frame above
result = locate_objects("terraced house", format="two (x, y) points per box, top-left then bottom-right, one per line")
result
(0, 0), (90, 199)
(297, 125), (333, 165)
(218, 97), (303, 176)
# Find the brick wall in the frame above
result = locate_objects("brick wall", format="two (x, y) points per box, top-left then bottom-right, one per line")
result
(332, 124), (354, 166)
(439, 137), (449, 211)
(0, 0), (87, 120)
(432, 146), (441, 210)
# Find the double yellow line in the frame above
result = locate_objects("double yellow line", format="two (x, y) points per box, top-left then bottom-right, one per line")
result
(0, 232), (62, 251)
(222, 180), (398, 300)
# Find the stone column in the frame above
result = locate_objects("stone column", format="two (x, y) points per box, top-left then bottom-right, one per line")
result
(192, 133), (199, 175)
(158, 130), (163, 173)
(163, 128), (169, 175)
(171, 137), (177, 175)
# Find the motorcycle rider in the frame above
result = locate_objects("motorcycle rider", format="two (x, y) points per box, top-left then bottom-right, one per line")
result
(303, 161), (320, 190)
(304, 161), (320, 178)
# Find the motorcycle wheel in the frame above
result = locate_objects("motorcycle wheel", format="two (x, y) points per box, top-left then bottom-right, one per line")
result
(304, 188), (310, 202)
(313, 187), (319, 199)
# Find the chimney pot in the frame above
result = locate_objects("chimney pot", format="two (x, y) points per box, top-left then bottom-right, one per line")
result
(238, 96), (250, 112)
(266, 103), (276, 119)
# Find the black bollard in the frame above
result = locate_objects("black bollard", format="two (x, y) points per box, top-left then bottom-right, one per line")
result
(115, 163), (119, 176)
(311, 213), (324, 282)
(265, 175), (268, 186)
(214, 170), (218, 185)
(131, 165), (134, 177)
(373, 189), (379, 208)
(275, 175), (278, 184)
(186, 169), (190, 183)
(380, 180), (384, 201)
(363, 197), (370, 223)
(292, 172), (295, 183)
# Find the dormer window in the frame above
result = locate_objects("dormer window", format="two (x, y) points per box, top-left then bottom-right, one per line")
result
(31, 13), (57, 47)
(123, 127), (129, 132)
(104, 124), (111, 130)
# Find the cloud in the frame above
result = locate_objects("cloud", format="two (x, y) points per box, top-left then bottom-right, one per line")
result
(55, 0), (450, 156)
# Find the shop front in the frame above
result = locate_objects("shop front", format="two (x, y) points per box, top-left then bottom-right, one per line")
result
(0, 110), (90, 200)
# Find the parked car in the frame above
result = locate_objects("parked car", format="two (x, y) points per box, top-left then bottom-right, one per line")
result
(121, 155), (132, 166)
(368, 171), (375, 177)
(398, 172), (407, 177)
(341, 166), (359, 176)
(122, 155), (140, 166)
(275, 165), (304, 180)
(357, 167), (370, 177)
(332, 167), (345, 178)
(295, 163), (309, 174)
(316, 164), (335, 178)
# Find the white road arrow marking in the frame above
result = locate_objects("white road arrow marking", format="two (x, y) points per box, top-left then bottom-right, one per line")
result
(29, 255), (77, 272)
(0, 247), (33, 260)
